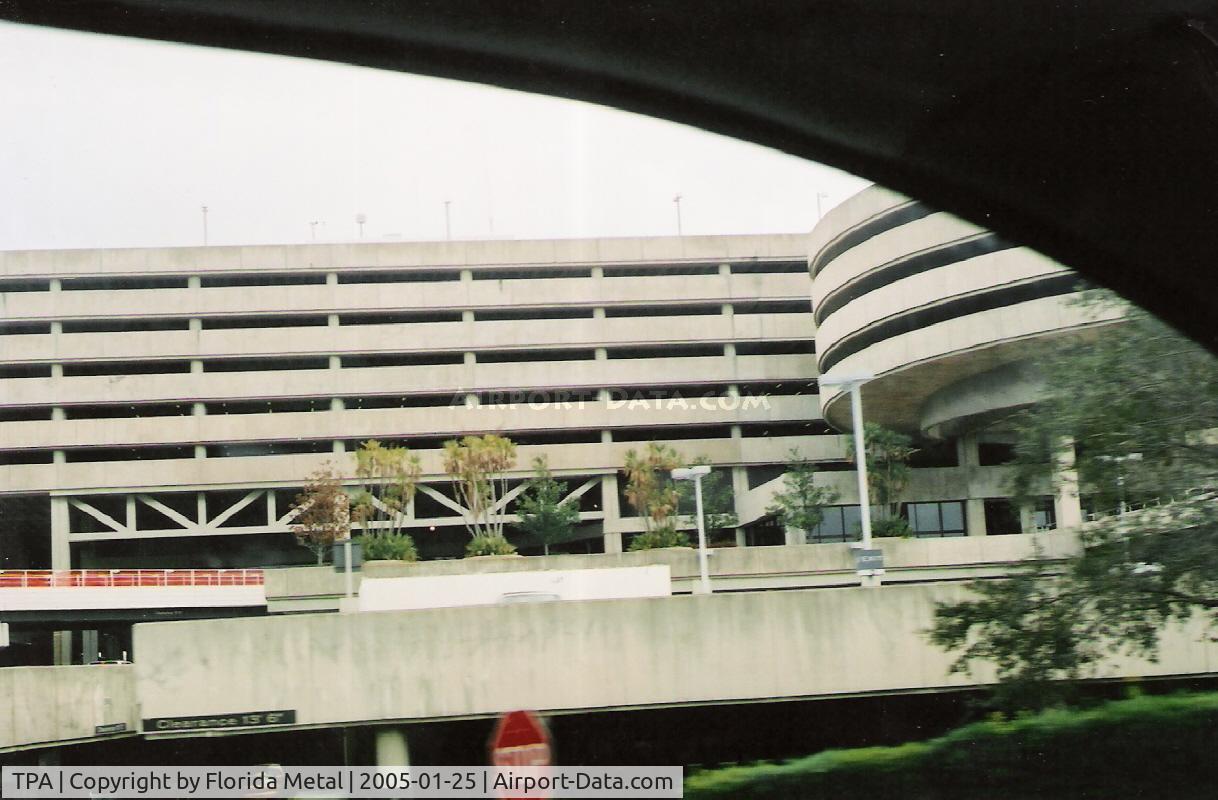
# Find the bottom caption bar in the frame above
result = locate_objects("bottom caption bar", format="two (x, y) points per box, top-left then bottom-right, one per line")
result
(1, 766), (683, 798)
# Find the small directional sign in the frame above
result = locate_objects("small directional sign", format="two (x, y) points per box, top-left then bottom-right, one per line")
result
(854, 549), (885, 574)
(95, 722), (128, 735)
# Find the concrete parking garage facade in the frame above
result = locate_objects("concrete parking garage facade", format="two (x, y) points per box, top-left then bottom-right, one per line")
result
(0, 233), (825, 578)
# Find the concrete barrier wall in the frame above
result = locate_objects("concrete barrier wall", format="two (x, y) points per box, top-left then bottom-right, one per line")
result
(135, 582), (1218, 733)
(265, 533), (1083, 611)
(0, 665), (137, 752)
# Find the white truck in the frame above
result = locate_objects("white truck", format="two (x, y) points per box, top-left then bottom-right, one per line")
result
(356, 564), (671, 612)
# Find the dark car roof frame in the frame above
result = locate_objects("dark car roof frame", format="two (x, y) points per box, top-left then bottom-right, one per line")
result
(4, 1), (1217, 349)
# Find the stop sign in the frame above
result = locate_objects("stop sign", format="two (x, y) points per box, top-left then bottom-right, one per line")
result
(489, 710), (552, 766)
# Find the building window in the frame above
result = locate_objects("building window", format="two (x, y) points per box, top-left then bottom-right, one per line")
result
(984, 498), (1022, 535)
(905, 501), (966, 537)
(1032, 497), (1057, 530)
(808, 504), (863, 543)
(743, 516), (785, 547)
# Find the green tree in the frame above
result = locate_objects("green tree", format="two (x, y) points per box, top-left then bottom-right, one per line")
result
(766, 449), (840, 539)
(624, 442), (690, 550)
(290, 463), (350, 564)
(443, 433), (517, 555)
(515, 456), (581, 555)
(929, 292), (1218, 709)
(349, 440), (422, 559)
(847, 423), (916, 536)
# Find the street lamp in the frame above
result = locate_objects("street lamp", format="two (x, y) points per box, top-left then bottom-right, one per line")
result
(817, 372), (876, 550)
(672, 464), (712, 594)
(1097, 453), (1143, 515)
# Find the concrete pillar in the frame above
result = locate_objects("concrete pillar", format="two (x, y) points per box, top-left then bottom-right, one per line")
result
(593, 307), (606, 320)
(328, 313), (340, 328)
(732, 466), (749, 547)
(375, 727), (410, 766)
(1054, 437), (1084, 529)
(957, 433), (988, 536)
(50, 495), (70, 569)
(462, 309), (475, 323)
(51, 491), (73, 667)
(1018, 502), (1036, 533)
(965, 498), (987, 537)
(718, 262), (731, 277)
(81, 629), (99, 664)
(52, 633), (73, 666)
(326, 272), (338, 287)
(191, 401), (207, 459)
(188, 275), (201, 290)
(331, 397), (346, 454)
(784, 525), (805, 546)
(601, 474), (623, 554)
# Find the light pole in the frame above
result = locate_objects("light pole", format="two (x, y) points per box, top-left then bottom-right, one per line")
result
(1097, 453), (1143, 515)
(444, 200), (452, 241)
(673, 194), (683, 236)
(201, 205), (209, 245)
(355, 212), (366, 239)
(818, 372), (876, 550)
(672, 464), (711, 594)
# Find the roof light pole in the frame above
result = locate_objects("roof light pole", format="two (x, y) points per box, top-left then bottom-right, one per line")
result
(818, 372), (876, 551)
(672, 464), (712, 594)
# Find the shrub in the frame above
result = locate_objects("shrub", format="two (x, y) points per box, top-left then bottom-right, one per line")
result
(358, 532), (418, 562)
(628, 526), (691, 551)
(872, 516), (912, 538)
(685, 691), (1218, 800)
(466, 534), (518, 557)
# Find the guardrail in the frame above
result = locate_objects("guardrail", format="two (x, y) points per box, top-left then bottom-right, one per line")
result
(0, 569), (264, 588)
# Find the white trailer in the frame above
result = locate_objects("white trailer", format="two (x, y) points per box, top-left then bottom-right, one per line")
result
(356, 565), (671, 612)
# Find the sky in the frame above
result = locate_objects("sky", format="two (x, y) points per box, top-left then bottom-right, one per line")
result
(0, 20), (869, 251)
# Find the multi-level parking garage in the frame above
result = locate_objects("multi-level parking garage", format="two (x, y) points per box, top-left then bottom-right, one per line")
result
(0, 234), (825, 580)
(0, 188), (1134, 669)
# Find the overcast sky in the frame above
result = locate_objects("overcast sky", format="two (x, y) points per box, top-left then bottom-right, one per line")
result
(0, 20), (869, 251)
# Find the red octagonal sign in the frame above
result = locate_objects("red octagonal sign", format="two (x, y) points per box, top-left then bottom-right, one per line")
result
(490, 709), (552, 767)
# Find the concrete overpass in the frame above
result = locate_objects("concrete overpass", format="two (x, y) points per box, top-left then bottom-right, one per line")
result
(6, 533), (1218, 757)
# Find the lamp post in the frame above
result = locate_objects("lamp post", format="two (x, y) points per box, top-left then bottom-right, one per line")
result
(818, 372), (876, 550)
(672, 464), (712, 594)
(1097, 453), (1143, 515)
